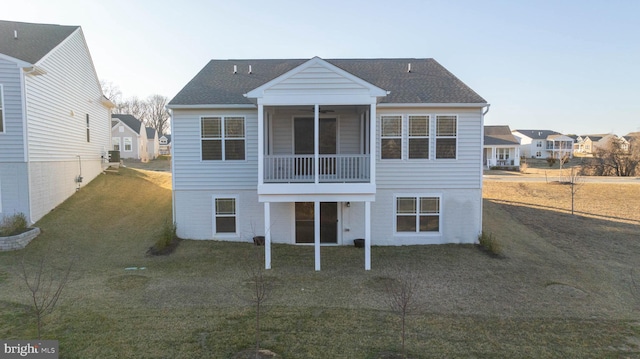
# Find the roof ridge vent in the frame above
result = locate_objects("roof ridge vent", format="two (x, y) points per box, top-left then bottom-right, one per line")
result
(233, 65), (237, 74)
(407, 63), (411, 73)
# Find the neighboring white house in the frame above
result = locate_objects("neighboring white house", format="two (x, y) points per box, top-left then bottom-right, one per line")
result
(483, 125), (520, 169)
(159, 134), (171, 155)
(167, 57), (488, 270)
(145, 127), (160, 160)
(512, 129), (574, 159)
(111, 114), (148, 161)
(0, 20), (113, 224)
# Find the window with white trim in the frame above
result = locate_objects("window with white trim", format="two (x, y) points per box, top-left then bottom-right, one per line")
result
(497, 148), (509, 160)
(435, 115), (457, 159)
(112, 137), (120, 151)
(213, 196), (237, 235)
(395, 196), (440, 233)
(536, 141), (543, 148)
(201, 116), (245, 160)
(408, 115), (429, 159)
(0, 84), (5, 133)
(380, 115), (402, 159)
(86, 114), (90, 142)
(123, 137), (132, 152)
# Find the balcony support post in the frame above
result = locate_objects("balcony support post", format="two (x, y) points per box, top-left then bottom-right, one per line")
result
(314, 104), (319, 184)
(314, 201), (321, 271)
(258, 103), (264, 187)
(264, 201), (271, 269)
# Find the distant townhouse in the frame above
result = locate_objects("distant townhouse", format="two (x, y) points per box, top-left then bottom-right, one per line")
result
(512, 129), (574, 159)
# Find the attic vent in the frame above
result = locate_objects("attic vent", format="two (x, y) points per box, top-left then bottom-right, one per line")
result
(407, 63), (411, 73)
(248, 65), (252, 74)
(14, 30), (17, 39)
(233, 65), (237, 74)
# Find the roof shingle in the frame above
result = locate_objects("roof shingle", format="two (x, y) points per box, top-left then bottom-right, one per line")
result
(169, 58), (486, 106)
(0, 20), (78, 64)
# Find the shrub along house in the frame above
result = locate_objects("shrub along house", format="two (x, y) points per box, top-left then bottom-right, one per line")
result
(168, 57), (488, 270)
(0, 20), (113, 224)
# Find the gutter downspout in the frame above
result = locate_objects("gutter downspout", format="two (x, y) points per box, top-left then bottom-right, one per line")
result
(479, 104), (490, 241)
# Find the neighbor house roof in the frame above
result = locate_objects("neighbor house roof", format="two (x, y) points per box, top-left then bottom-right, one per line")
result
(484, 125), (520, 146)
(169, 58), (487, 106)
(513, 130), (561, 140)
(112, 114), (142, 134)
(145, 127), (156, 139)
(160, 134), (171, 143)
(0, 20), (78, 64)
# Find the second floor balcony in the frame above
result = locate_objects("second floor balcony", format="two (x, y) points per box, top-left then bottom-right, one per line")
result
(264, 154), (370, 183)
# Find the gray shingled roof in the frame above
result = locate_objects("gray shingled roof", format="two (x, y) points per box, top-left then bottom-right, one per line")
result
(484, 125), (520, 146)
(112, 114), (142, 134)
(513, 130), (561, 140)
(169, 58), (486, 106)
(145, 127), (156, 139)
(0, 20), (78, 64)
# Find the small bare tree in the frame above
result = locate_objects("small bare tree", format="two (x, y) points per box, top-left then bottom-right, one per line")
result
(383, 266), (420, 359)
(19, 255), (74, 338)
(145, 94), (170, 136)
(567, 167), (583, 215)
(242, 246), (274, 358)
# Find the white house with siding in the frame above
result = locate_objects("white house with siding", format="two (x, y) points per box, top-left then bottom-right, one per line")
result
(0, 20), (113, 224)
(111, 113), (159, 161)
(167, 57), (488, 270)
(512, 129), (574, 159)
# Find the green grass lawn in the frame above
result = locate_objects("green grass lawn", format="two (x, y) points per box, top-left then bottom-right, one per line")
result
(1, 167), (639, 358)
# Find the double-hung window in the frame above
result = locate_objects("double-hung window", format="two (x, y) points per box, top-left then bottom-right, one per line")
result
(395, 196), (440, 233)
(435, 115), (457, 159)
(0, 84), (5, 133)
(408, 115), (429, 159)
(123, 137), (132, 152)
(213, 196), (237, 235)
(201, 117), (245, 160)
(380, 115), (402, 159)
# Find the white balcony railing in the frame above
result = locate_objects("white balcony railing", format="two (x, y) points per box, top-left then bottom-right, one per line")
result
(264, 154), (370, 183)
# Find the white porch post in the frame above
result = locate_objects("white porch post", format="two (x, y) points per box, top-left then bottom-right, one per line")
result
(365, 201), (371, 270)
(258, 104), (264, 187)
(369, 103), (376, 185)
(314, 104), (319, 184)
(314, 201), (321, 271)
(264, 202), (271, 269)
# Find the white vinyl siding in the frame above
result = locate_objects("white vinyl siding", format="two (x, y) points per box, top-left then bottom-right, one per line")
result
(0, 59), (26, 162)
(0, 84), (5, 133)
(172, 109), (258, 191)
(376, 108), (482, 189)
(24, 29), (111, 162)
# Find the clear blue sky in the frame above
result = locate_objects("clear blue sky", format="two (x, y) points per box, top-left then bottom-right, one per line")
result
(4, 0), (639, 135)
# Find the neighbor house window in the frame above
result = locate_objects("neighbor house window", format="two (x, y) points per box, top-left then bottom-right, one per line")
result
(112, 137), (120, 151)
(201, 117), (245, 160)
(435, 115), (457, 159)
(497, 148), (509, 160)
(536, 141), (543, 148)
(381, 115), (402, 159)
(0, 84), (5, 133)
(86, 114), (90, 142)
(535, 151), (542, 157)
(408, 115), (429, 159)
(124, 137), (132, 152)
(213, 196), (237, 235)
(395, 196), (440, 233)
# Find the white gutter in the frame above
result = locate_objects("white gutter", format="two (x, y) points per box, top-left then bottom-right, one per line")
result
(166, 104), (256, 110)
(377, 103), (489, 108)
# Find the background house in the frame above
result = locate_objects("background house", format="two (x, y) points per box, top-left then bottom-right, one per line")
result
(483, 125), (520, 169)
(512, 129), (574, 159)
(168, 57), (488, 270)
(159, 134), (171, 155)
(145, 127), (159, 160)
(574, 133), (629, 156)
(0, 20), (113, 224)
(111, 114), (147, 161)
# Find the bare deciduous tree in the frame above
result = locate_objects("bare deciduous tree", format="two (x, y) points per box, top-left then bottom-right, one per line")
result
(145, 94), (170, 136)
(383, 265), (420, 359)
(567, 167), (583, 216)
(19, 255), (74, 338)
(587, 137), (639, 176)
(241, 246), (274, 358)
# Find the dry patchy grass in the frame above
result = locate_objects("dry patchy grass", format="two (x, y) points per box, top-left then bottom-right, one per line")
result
(1, 170), (639, 358)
